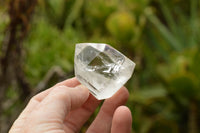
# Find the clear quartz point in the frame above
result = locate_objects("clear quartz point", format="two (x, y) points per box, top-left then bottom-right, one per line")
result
(74, 43), (135, 100)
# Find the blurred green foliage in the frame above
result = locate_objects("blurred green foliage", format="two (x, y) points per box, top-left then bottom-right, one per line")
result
(0, 0), (200, 132)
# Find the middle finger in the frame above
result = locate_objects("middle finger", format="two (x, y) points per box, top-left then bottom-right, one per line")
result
(86, 86), (129, 133)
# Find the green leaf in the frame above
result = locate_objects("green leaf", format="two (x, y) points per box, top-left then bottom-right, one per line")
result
(145, 10), (182, 51)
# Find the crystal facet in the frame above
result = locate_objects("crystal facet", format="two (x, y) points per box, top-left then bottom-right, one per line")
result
(74, 43), (135, 100)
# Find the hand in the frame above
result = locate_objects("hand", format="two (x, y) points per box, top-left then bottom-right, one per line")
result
(9, 77), (132, 133)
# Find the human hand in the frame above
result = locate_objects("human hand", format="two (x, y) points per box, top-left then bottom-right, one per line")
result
(9, 77), (132, 133)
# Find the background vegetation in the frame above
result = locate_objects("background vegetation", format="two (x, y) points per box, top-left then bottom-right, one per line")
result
(0, 0), (200, 132)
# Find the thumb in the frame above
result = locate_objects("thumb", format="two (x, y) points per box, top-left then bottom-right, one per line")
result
(33, 85), (89, 121)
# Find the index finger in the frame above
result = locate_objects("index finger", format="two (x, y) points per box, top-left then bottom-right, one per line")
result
(10, 77), (81, 132)
(19, 78), (81, 118)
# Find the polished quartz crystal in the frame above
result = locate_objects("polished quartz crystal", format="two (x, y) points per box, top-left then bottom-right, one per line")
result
(74, 43), (135, 100)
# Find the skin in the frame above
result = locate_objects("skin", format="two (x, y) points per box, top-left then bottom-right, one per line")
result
(9, 77), (132, 133)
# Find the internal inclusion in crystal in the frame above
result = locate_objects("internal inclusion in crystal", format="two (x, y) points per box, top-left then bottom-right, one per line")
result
(77, 46), (125, 79)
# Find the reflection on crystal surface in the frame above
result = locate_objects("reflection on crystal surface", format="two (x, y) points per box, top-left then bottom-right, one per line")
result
(75, 43), (135, 100)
